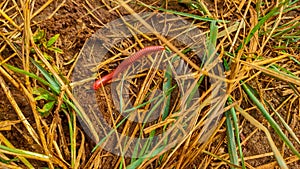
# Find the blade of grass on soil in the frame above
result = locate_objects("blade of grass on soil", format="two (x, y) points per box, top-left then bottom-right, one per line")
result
(130, 84), (176, 165)
(0, 133), (34, 169)
(224, 57), (246, 169)
(241, 82), (300, 159)
(127, 146), (167, 169)
(31, 59), (83, 116)
(138, 2), (228, 23)
(30, 58), (61, 93)
(240, 0), (289, 50)
(235, 105), (288, 169)
(4, 64), (51, 90)
(243, 80), (300, 144)
(0, 145), (50, 162)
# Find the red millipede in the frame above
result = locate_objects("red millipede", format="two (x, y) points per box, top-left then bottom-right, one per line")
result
(93, 46), (165, 90)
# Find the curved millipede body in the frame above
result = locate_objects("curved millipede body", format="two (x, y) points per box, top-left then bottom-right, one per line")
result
(93, 46), (165, 90)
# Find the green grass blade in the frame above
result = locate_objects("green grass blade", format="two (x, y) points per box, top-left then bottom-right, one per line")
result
(235, 106), (288, 169)
(133, 96), (166, 160)
(30, 58), (61, 93)
(185, 20), (217, 99)
(245, 81), (300, 144)
(241, 82), (300, 159)
(264, 100), (300, 144)
(0, 133), (35, 169)
(127, 146), (166, 169)
(209, 21), (218, 47)
(225, 111), (238, 168)
(206, 20), (217, 64)
(289, 56), (300, 65)
(62, 109), (75, 168)
(0, 145), (50, 161)
(243, 7), (279, 47)
(202, 150), (242, 168)
(124, 85), (176, 113)
(46, 34), (60, 47)
(162, 66), (172, 120)
(139, 2), (228, 23)
(138, 130), (156, 158)
(223, 58), (245, 169)
(5, 62), (83, 118)
(131, 139), (141, 162)
(240, 1), (289, 50)
(131, 95), (164, 163)
(226, 97), (246, 169)
(30, 58), (84, 117)
(272, 22), (300, 37)
(4, 64), (50, 88)
(91, 114), (130, 152)
(269, 64), (300, 95)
